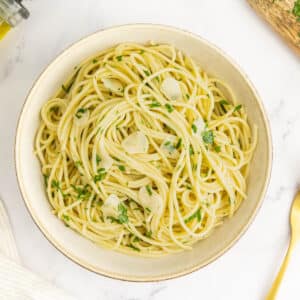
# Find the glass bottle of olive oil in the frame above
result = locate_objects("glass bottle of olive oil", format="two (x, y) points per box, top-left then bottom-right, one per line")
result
(0, 0), (29, 40)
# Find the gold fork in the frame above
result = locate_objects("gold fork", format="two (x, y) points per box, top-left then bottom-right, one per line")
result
(266, 191), (300, 300)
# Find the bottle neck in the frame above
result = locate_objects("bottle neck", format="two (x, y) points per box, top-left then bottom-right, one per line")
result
(0, 0), (29, 27)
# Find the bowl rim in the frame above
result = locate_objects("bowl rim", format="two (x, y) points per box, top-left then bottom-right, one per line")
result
(14, 23), (273, 282)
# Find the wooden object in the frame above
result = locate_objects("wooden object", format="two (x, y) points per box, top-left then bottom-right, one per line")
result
(247, 0), (300, 56)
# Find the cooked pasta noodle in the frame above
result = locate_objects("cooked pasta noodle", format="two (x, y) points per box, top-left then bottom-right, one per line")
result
(35, 42), (257, 257)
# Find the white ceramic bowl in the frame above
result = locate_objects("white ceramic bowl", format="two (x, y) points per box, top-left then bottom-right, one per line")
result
(15, 24), (272, 281)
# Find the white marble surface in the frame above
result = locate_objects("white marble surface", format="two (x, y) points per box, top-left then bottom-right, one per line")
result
(0, 0), (300, 299)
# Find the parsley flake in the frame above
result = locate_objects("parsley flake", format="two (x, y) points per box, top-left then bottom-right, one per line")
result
(202, 130), (214, 145)
(175, 138), (182, 149)
(165, 103), (174, 113)
(150, 101), (161, 108)
(75, 108), (87, 119)
(234, 104), (242, 112)
(191, 124), (197, 133)
(185, 209), (201, 223)
(214, 145), (221, 153)
(146, 185), (152, 196)
(118, 165), (126, 171)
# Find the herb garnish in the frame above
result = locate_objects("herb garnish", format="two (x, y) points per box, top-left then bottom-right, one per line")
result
(144, 70), (151, 76)
(75, 108), (87, 119)
(93, 168), (107, 183)
(92, 58), (98, 63)
(71, 184), (91, 200)
(118, 203), (129, 224)
(175, 138), (182, 149)
(234, 104), (242, 112)
(96, 154), (101, 165)
(191, 124), (197, 133)
(62, 214), (70, 222)
(184, 209), (201, 223)
(292, 0), (300, 20)
(145, 230), (152, 238)
(220, 99), (229, 112)
(75, 161), (82, 168)
(116, 55), (123, 61)
(214, 145), (221, 153)
(51, 180), (60, 190)
(128, 243), (140, 251)
(186, 183), (192, 190)
(133, 236), (140, 242)
(202, 130), (214, 144)
(165, 103), (174, 113)
(118, 165), (126, 171)
(146, 185), (152, 196)
(150, 101), (161, 108)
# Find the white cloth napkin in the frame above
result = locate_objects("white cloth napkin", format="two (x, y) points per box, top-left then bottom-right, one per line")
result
(0, 200), (78, 300)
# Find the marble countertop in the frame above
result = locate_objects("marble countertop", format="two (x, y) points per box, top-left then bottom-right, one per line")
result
(0, 1), (300, 299)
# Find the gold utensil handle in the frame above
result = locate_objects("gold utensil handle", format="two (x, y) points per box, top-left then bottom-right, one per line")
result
(247, 0), (300, 56)
(266, 239), (295, 300)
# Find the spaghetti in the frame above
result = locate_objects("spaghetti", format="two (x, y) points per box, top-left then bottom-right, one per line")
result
(35, 42), (257, 257)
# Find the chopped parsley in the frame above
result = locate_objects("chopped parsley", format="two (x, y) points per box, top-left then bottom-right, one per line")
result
(220, 99), (229, 112)
(96, 154), (101, 165)
(118, 165), (126, 171)
(292, 0), (300, 19)
(234, 104), (242, 112)
(145, 230), (152, 238)
(165, 103), (174, 113)
(75, 161), (82, 168)
(145, 207), (151, 213)
(75, 108), (87, 119)
(214, 145), (221, 153)
(61, 67), (81, 94)
(62, 214), (70, 222)
(184, 209), (201, 223)
(150, 101), (161, 108)
(133, 236), (140, 242)
(118, 203), (129, 224)
(186, 94), (190, 99)
(186, 183), (192, 190)
(191, 124), (197, 133)
(51, 180), (60, 190)
(93, 168), (106, 183)
(140, 50), (145, 54)
(71, 184), (91, 200)
(164, 141), (175, 153)
(144, 70), (151, 76)
(128, 243), (140, 252)
(202, 130), (214, 145)
(116, 55), (123, 61)
(146, 185), (152, 196)
(219, 99), (229, 105)
(92, 58), (98, 63)
(175, 138), (182, 149)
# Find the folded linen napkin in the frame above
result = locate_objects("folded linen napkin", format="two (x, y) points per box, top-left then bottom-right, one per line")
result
(0, 200), (78, 300)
